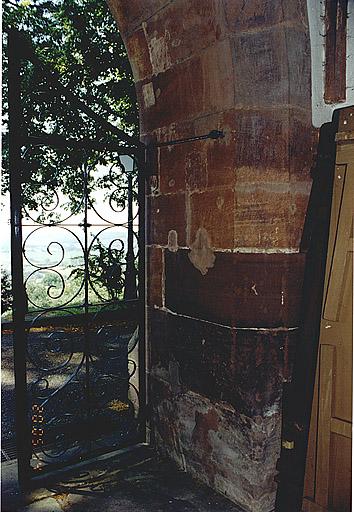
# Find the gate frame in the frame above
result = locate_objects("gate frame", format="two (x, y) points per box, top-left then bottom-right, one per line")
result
(7, 28), (147, 489)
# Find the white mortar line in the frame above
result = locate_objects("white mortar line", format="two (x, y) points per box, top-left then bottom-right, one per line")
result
(154, 306), (299, 332)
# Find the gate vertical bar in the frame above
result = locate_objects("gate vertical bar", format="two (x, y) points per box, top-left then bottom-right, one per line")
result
(137, 149), (146, 440)
(83, 162), (91, 441)
(8, 29), (31, 488)
(124, 171), (137, 300)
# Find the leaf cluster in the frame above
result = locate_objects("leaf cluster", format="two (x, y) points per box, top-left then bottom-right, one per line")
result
(1, 270), (13, 314)
(2, 0), (138, 208)
(69, 238), (128, 301)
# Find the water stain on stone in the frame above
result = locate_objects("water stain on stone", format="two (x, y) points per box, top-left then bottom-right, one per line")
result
(168, 230), (178, 252)
(188, 228), (215, 275)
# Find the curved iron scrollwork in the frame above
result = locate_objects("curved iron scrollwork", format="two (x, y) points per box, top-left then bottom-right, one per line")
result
(20, 150), (142, 472)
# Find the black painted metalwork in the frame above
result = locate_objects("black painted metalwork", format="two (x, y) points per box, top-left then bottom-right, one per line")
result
(275, 114), (339, 512)
(8, 29), (146, 487)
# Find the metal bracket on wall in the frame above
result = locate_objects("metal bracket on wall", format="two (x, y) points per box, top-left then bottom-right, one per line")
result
(143, 130), (225, 180)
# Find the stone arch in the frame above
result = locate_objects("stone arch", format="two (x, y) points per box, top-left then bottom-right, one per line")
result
(107, 2), (314, 511)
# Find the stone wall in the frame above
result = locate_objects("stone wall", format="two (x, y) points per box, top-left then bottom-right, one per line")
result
(107, 1), (315, 511)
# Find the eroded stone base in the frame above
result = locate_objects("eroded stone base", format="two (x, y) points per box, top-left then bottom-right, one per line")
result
(151, 384), (281, 512)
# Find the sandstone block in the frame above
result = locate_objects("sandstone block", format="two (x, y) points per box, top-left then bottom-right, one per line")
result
(147, 193), (187, 246)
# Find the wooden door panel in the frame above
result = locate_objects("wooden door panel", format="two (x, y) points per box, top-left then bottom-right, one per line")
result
(329, 434), (352, 512)
(303, 107), (353, 512)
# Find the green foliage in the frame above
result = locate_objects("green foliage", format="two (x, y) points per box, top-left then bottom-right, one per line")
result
(1, 270), (13, 314)
(2, 0), (138, 210)
(69, 239), (126, 301)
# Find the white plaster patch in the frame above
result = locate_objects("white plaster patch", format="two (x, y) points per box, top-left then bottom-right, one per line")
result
(167, 230), (178, 252)
(142, 82), (155, 108)
(188, 228), (216, 275)
(144, 27), (172, 75)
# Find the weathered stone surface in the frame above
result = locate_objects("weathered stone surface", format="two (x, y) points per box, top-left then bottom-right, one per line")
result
(234, 183), (312, 249)
(165, 250), (305, 327)
(289, 113), (316, 181)
(150, 383), (282, 512)
(147, 193), (186, 247)
(227, 108), (290, 179)
(286, 28), (312, 109)
(232, 28), (288, 108)
(189, 188), (235, 249)
(107, 2), (315, 512)
(206, 133), (237, 188)
(234, 183), (290, 249)
(124, 28), (152, 82)
(158, 140), (208, 194)
(137, 39), (234, 132)
(142, 0), (225, 71)
(147, 246), (163, 307)
(149, 309), (297, 416)
(188, 228), (216, 275)
(232, 26), (310, 110)
(107, 0), (171, 36)
(222, 0), (308, 32)
(158, 145), (187, 194)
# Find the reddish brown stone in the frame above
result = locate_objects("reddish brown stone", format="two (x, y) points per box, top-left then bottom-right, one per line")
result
(189, 188), (234, 249)
(137, 39), (234, 133)
(149, 382), (282, 512)
(124, 29), (152, 81)
(286, 28), (312, 109)
(147, 246), (163, 307)
(233, 28), (288, 107)
(234, 184), (291, 249)
(147, 193), (187, 246)
(289, 114), (316, 181)
(206, 135), (236, 188)
(107, 0), (171, 36)
(159, 141), (208, 194)
(288, 191), (311, 248)
(142, 0), (225, 69)
(223, 0), (285, 32)
(185, 147), (208, 191)
(158, 145), (186, 194)
(165, 250), (305, 327)
(149, 308), (297, 416)
(232, 26), (311, 110)
(228, 109), (290, 178)
(222, 0), (308, 32)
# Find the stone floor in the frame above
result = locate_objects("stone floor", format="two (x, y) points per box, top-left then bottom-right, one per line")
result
(1, 447), (245, 512)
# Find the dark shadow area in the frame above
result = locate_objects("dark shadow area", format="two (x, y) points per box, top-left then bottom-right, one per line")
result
(2, 450), (245, 512)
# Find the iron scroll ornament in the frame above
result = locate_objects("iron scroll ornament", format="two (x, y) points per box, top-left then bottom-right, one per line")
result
(20, 151), (141, 472)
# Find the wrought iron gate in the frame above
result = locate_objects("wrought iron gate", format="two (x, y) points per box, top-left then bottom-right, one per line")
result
(7, 29), (146, 487)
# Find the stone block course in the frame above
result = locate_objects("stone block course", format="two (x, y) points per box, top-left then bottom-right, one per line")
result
(234, 184), (291, 249)
(232, 28), (288, 108)
(158, 140), (208, 194)
(142, 0), (225, 71)
(149, 309), (297, 417)
(227, 108), (290, 178)
(124, 28), (152, 82)
(107, 1), (315, 511)
(189, 188), (235, 249)
(165, 250), (305, 327)
(137, 39), (234, 132)
(150, 379), (281, 512)
(147, 193), (187, 247)
(147, 246), (164, 307)
(107, 0), (171, 36)
(222, 0), (308, 33)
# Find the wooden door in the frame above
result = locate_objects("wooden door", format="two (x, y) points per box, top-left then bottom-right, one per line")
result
(303, 107), (353, 512)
